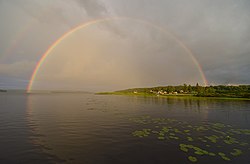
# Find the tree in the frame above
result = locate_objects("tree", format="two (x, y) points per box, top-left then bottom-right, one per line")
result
(196, 83), (200, 92)
(183, 83), (188, 92)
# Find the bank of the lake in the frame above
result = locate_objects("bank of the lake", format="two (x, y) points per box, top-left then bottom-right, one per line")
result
(97, 84), (250, 100)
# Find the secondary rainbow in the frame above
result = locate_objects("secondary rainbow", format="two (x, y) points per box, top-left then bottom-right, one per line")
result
(27, 17), (208, 92)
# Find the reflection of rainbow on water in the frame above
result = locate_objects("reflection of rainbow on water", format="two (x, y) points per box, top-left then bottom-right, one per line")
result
(26, 95), (64, 162)
(27, 17), (208, 92)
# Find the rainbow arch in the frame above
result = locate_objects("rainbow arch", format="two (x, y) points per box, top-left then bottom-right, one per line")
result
(27, 17), (208, 92)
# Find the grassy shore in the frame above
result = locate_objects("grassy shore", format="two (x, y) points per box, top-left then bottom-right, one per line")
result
(96, 91), (250, 101)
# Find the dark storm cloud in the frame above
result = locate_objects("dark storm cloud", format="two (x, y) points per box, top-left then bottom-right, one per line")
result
(7, 0), (67, 24)
(204, 52), (250, 84)
(9, 0), (108, 25)
(75, 0), (108, 17)
(103, 0), (250, 84)
(0, 0), (250, 89)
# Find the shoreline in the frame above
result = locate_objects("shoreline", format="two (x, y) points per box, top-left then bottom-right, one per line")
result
(96, 92), (250, 101)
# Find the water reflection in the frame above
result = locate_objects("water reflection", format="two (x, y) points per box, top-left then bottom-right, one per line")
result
(25, 93), (250, 163)
(26, 94), (65, 163)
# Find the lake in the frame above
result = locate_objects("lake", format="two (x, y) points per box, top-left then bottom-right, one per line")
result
(0, 93), (250, 163)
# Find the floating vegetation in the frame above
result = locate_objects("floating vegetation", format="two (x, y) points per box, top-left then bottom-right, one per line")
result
(162, 126), (170, 133)
(132, 129), (151, 137)
(223, 136), (238, 144)
(204, 135), (219, 143)
(240, 142), (248, 146)
(169, 136), (179, 140)
(188, 156), (197, 162)
(196, 126), (208, 131)
(180, 144), (189, 152)
(218, 152), (231, 161)
(212, 129), (227, 135)
(174, 128), (181, 133)
(187, 136), (193, 142)
(129, 115), (250, 163)
(213, 123), (226, 129)
(230, 129), (250, 135)
(230, 149), (242, 156)
(157, 136), (165, 140)
(208, 152), (216, 156)
(169, 133), (175, 136)
(151, 130), (158, 134)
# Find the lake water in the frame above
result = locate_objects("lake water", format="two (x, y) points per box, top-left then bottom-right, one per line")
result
(0, 93), (250, 163)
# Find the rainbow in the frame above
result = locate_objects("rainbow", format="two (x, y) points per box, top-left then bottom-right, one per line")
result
(27, 17), (208, 92)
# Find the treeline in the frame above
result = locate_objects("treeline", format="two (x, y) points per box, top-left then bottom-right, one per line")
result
(196, 85), (250, 98)
(116, 84), (250, 98)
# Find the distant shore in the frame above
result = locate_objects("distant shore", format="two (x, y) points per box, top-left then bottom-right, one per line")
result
(96, 84), (250, 101)
(96, 91), (250, 101)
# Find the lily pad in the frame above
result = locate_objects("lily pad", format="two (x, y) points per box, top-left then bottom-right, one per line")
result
(213, 123), (226, 129)
(194, 151), (204, 155)
(188, 156), (197, 162)
(129, 116), (250, 162)
(187, 136), (194, 142)
(230, 149), (242, 156)
(179, 146), (188, 152)
(132, 129), (151, 137)
(221, 156), (231, 161)
(239, 142), (248, 146)
(169, 136), (179, 140)
(205, 135), (218, 143)
(218, 152), (225, 156)
(152, 130), (158, 134)
(223, 137), (237, 144)
(218, 152), (231, 161)
(208, 152), (216, 156)
(158, 136), (165, 140)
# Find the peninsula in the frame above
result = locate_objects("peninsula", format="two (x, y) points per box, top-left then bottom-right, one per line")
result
(98, 84), (250, 99)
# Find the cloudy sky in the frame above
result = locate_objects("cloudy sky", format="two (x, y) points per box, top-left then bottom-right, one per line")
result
(0, 0), (249, 91)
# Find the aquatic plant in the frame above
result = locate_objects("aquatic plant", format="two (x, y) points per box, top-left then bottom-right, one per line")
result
(179, 144), (189, 152)
(230, 129), (250, 135)
(169, 136), (179, 140)
(157, 136), (165, 140)
(204, 135), (219, 143)
(129, 116), (249, 163)
(223, 136), (238, 144)
(132, 129), (151, 137)
(218, 152), (230, 161)
(230, 149), (242, 156)
(188, 156), (197, 162)
(187, 136), (193, 142)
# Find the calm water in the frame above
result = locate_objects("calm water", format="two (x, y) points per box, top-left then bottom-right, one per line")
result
(0, 93), (250, 163)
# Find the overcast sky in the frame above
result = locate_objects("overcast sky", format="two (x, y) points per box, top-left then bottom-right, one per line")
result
(0, 0), (249, 91)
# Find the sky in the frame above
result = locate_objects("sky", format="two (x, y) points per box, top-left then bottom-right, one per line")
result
(0, 0), (250, 91)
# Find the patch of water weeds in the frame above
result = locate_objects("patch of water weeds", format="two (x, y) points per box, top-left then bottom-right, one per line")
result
(130, 115), (250, 162)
